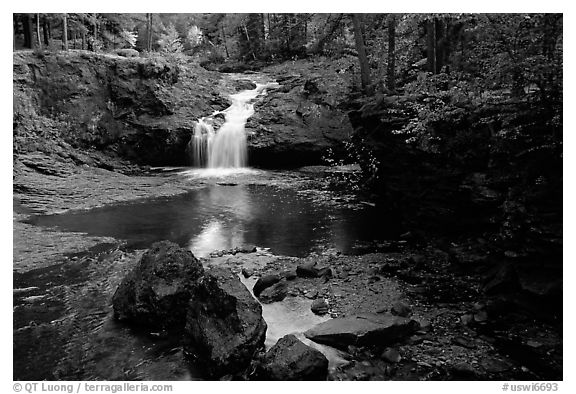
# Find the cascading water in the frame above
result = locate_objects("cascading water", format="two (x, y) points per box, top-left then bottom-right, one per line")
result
(191, 119), (215, 167)
(189, 81), (278, 169)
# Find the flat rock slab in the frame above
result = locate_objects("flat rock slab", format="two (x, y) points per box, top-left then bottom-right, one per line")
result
(304, 313), (420, 349)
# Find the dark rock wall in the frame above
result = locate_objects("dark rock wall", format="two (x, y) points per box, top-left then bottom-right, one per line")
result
(13, 51), (226, 167)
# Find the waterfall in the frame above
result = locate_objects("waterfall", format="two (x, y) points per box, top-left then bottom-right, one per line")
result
(189, 82), (278, 169)
(190, 119), (215, 167)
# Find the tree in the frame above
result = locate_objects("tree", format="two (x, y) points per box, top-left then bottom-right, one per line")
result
(351, 13), (371, 93)
(387, 14), (397, 90)
(146, 13), (153, 51)
(36, 14), (42, 49)
(157, 23), (183, 53)
(62, 13), (68, 51)
(42, 15), (50, 46)
(426, 18), (436, 73)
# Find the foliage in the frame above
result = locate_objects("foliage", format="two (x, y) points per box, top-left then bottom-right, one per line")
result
(157, 23), (184, 53)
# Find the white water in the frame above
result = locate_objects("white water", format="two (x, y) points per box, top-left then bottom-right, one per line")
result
(190, 82), (279, 169)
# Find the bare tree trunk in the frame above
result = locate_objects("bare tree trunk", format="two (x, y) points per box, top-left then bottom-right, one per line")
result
(242, 22), (257, 60)
(387, 14), (396, 91)
(146, 13), (153, 51)
(221, 21), (229, 58)
(426, 18), (436, 73)
(13, 17), (17, 51)
(351, 13), (371, 93)
(63, 13), (68, 51)
(36, 14), (42, 49)
(22, 14), (32, 49)
(42, 17), (49, 46)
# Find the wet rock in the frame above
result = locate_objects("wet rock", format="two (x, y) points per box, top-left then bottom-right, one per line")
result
(318, 267), (333, 280)
(258, 281), (288, 304)
(311, 299), (329, 315)
(282, 270), (297, 280)
(234, 245), (257, 254)
(409, 254), (426, 268)
(184, 268), (267, 377)
(453, 336), (476, 349)
(460, 314), (474, 326)
(234, 79), (257, 91)
(391, 301), (412, 317)
(451, 362), (477, 378)
(473, 310), (488, 323)
(112, 241), (204, 329)
(381, 348), (402, 363)
(255, 334), (328, 380)
(417, 318), (431, 332)
(479, 357), (512, 374)
(483, 263), (519, 295)
(304, 313), (420, 349)
(296, 261), (320, 278)
(241, 268), (254, 278)
(253, 274), (281, 297)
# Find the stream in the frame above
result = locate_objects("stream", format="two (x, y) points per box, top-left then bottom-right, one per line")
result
(14, 168), (397, 380)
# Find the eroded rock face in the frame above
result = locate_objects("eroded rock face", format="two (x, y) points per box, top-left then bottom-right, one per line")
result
(246, 74), (353, 167)
(255, 334), (328, 380)
(112, 241), (204, 329)
(184, 268), (267, 377)
(304, 313), (420, 349)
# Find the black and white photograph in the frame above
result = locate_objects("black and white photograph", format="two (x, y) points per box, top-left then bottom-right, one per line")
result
(10, 3), (567, 389)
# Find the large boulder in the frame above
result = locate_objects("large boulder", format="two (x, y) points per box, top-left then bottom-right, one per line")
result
(255, 334), (328, 380)
(112, 241), (203, 329)
(184, 268), (267, 377)
(304, 313), (420, 349)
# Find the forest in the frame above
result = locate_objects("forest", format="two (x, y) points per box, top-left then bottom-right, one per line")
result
(13, 13), (562, 383)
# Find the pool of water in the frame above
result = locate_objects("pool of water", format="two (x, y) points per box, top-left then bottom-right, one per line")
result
(26, 183), (397, 258)
(16, 174), (398, 380)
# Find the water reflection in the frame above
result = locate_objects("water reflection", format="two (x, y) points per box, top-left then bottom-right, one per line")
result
(27, 184), (398, 257)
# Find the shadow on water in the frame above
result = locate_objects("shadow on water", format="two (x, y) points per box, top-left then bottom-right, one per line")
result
(26, 184), (398, 258)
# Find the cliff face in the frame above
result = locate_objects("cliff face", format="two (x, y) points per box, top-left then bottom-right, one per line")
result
(13, 51), (228, 167)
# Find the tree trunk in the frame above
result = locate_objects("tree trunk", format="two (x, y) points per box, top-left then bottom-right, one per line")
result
(386, 14), (396, 91)
(62, 14), (68, 50)
(42, 17), (49, 46)
(221, 22), (229, 58)
(351, 13), (371, 93)
(146, 13), (153, 51)
(435, 18), (446, 73)
(36, 14), (42, 49)
(13, 17), (17, 51)
(426, 18), (436, 73)
(22, 14), (32, 49)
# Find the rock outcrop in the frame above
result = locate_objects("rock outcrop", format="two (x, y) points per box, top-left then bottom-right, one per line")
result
(254, 334), (328, 380)
(304, 313), (420, 349)
(184, 268), (267, 377)
(13, 51), (226, 168)
(112, 241), (203, 329)
(246, 60), (355, 167)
